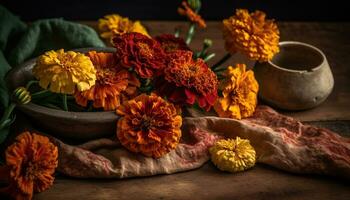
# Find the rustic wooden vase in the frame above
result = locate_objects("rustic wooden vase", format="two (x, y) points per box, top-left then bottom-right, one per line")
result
(253, 41), (334, 110)
(6, 47), (119, 140)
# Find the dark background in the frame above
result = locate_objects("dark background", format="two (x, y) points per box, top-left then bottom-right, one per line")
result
(1, 0), (350, 21)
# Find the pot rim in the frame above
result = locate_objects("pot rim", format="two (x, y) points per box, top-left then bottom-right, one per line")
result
(268, 41), (326, 73)
(19, 103), (118, 121)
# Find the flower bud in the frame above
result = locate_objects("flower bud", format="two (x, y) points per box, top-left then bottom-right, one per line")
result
(203, 39), (213, 48)
(187, 0), (201, 12)
(12, 87), (31, 105)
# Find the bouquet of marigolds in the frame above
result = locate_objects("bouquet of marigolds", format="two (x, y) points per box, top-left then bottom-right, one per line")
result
(0, 1), (281, 199)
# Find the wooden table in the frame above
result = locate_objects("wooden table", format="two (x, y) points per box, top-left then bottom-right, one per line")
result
(35, 21), (350, 200)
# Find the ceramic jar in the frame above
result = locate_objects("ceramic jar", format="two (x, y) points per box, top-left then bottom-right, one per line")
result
(253, 41), (334, 110)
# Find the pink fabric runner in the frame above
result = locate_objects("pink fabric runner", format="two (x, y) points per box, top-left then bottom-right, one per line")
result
(55, 106), (350, 179)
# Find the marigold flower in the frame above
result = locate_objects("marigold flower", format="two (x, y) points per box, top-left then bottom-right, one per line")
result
(155, 50), (218, 111)
(223, 9), (280, 62)
(74, 51), (140, 111)
(116, 93), (182, 158)
(2, 132), (58, 199)
(210, 137), (256, 173)
(33, 49), (96, 94)
(98, 14), (149, 41)
(155, 34), (190, 53)
(214, 64), (258, 119)
(112, 32), (166, 78)
(178, 1), (206, 28)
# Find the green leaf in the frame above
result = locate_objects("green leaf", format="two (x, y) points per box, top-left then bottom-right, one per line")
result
(0, 126), (10, 144)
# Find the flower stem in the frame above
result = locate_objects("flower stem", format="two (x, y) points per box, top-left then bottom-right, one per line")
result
(213, 66), (231, 73)
(186, 23), (196, 45)
(87, 101), (94, 112)
(174, 28), (180, 38)
(196, 47), (208, 59)
(26, 80), (39, 89)
(203, 53), (216, 62)
(31, 90), (51, 99)
(211, 53), (232, 70)
(0, 103), (16, 130)
(62, 94), (68, 111)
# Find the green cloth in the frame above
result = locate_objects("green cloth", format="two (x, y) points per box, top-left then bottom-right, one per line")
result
(0, 5), (105, 142)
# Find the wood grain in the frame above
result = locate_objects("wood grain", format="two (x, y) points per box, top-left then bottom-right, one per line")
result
(35, 164), (350, 200)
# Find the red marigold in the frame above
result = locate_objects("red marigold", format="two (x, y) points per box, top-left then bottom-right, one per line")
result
(0, 132), (58, 200)
(112, 32), (166, 78)
(74, 51), (140, 111)
(155, 50), (218, 111)
(117, 93), (182, 158)
(155, 34), (190, 53)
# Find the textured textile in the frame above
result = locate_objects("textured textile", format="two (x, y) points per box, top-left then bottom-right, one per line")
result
(56, 106), (350, 180)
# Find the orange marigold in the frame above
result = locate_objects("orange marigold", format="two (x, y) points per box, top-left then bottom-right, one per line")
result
(223, 9), (280, 62)
(116, 93), (182, 158)
(74, 51), (140, 111)
(0, 132), (58, 200)
(155, 50), (218, 111)
(214, 64), (259, 119)
(178, 1), (206, 28)
(112, 32), (167, 79)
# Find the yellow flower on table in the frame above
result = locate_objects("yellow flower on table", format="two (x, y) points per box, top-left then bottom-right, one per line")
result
(33, 49), (96, 94)
(214, 64), (258, 120)
(223, 9), (280, 62)
(98, 14), (149, 40)
(210, 137), (256, 173)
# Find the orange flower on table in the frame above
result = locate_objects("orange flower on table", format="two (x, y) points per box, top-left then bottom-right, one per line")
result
(155, 50), (218, 111)
(223, 9), (280, 62)
(116, 93), (182, 158)
(0, 132), (58, 200)
(155, 34), (190, 54)
(74, 51), (140, 111)
(98, 14), (149, 41)
(214, 64), (259, 120)
(178, 1), (206, 28)
(112, 32), (167, 79)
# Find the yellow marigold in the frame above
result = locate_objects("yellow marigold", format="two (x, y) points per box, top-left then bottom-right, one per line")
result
(116, 93), (182, 158)
(209, 137), (256, 173)
(214, 64), (258, 119)
(98, 14), (149, 41)
(33, 49), (96, 94)
(3, 132), (58, 199)
(223, 9), (280, 62)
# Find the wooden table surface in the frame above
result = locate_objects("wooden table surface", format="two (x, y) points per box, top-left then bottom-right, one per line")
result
(35, 21), (350, 200)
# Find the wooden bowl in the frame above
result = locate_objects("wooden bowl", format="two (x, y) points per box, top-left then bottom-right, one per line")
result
(6, 47), (119, 141)
(254, 41), (334, 110)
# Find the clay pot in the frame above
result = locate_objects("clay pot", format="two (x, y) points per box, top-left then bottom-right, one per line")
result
(6, 47), (119, 141)
(253, 41), (334, 110)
